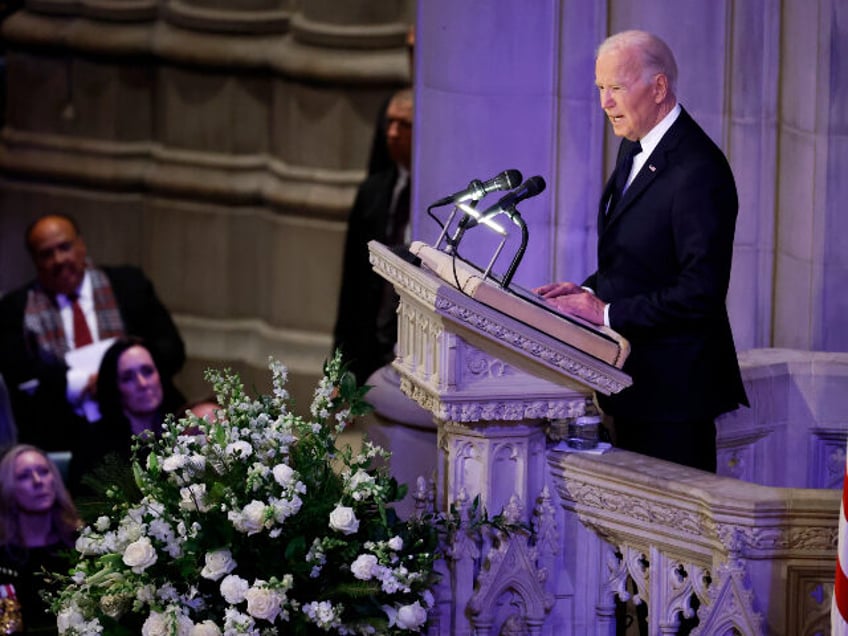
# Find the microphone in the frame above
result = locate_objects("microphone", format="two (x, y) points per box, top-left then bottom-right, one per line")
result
(464, 176), (546, 229)
(431, 169), (523, 207)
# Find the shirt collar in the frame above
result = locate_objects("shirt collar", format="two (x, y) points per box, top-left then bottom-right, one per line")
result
(57, 269), (92, 306)
(637, 102), (681, 158)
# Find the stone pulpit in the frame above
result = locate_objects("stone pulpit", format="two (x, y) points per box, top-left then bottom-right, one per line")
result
(367, 239), (632, 635)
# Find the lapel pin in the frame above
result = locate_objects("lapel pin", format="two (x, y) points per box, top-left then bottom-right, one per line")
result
(649, 164), (656, 172)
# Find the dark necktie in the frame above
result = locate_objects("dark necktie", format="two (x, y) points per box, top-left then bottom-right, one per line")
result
(70, 295), (93, 347)
(608, 140), (642, 213)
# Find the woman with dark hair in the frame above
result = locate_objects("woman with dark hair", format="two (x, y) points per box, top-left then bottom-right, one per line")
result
(68, 337), (179, 496)
(0, 444), (81, 633)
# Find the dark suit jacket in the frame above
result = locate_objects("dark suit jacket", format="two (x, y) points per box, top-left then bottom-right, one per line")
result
(333, 166), (402, 384)
(585, 108), (748, 422)
(0, 265), (185, 450)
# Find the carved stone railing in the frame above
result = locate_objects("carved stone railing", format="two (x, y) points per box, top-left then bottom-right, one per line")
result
(540, 351), (848, 634)
(548, 448), (838, 635)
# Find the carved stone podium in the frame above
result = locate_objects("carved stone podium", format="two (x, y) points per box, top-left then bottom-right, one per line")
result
(368, 240), (632, 635)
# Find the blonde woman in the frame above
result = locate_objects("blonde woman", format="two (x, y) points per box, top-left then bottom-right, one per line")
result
(0, 444), (80, 633)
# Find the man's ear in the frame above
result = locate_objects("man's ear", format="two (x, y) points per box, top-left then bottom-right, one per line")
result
(653, 73), (669, 103)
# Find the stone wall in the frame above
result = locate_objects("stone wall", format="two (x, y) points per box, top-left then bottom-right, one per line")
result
(0, 0), (413, 407)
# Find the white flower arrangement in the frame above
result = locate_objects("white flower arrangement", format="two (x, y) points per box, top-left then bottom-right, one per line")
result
(49, 353), (440, 635)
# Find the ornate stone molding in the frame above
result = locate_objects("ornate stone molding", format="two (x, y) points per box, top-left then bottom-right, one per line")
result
(0, 128), (359, 214)
(163, 0), (292, 35)
(555, 459), (838, 559)
(26, 0), (158, 21)
(368, 242), (631, 421)
(290, 12), (409, 49)
(433, 297), (630, 396)
(3, 11), (409, 76)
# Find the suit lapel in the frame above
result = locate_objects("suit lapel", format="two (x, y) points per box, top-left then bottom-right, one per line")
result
(600, 109), (693, 233)
(604, 153), (665, 228)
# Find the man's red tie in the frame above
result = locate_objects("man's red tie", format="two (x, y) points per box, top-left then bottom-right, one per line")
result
(71, 296), (93, 347)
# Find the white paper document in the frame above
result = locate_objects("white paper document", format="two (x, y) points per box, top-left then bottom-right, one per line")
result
(65, 337), (116, 421)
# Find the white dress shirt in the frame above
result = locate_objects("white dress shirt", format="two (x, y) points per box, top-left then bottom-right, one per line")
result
(56, 271), (103, 420)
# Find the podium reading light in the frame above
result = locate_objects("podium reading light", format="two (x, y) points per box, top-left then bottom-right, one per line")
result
(455, 203), (506, 234)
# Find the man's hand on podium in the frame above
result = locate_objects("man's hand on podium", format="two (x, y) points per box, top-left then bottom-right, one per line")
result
(533, 281), (607, 326)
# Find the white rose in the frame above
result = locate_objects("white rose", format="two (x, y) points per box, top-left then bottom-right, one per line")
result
(175, 613), (195, 636)
(350, 554), (378, 580)
(396, 601), (428, 630)
(162, 454), (187, 472)
(388, 536), (404, 551)
(220, 574), (249, 604)
(200, 549), (237, 581)
(141, 611), (169, 636)
(348, 469), (373, 489)
(74, 535), (101, 556)
(272, 463), (295, 487)
(231, 500), (267, 535)
(123, 536), (158, 573)
(119, 519), (144, 544)
(244, 585), (282, 622)
(190, 620), (222, 636)
(328, 505), (359, 535)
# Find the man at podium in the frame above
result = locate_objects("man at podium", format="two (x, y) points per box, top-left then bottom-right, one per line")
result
(535, 30), (747, 472)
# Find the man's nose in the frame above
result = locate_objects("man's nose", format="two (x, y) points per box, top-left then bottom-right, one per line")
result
(53, 247), (72, 264)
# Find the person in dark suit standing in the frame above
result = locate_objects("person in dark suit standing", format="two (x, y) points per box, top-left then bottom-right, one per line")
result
(0, 214), (185, 451)
(535, 30), (747, 473)
(333, 88), (413, 384)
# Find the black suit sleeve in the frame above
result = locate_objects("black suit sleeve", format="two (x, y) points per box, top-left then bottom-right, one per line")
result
(332, 170), (396, 383)
(0, 288), (66, 382)
(0, 289), (75, 448)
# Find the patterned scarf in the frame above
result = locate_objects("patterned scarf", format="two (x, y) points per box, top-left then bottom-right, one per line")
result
(23, 267), (126, 363)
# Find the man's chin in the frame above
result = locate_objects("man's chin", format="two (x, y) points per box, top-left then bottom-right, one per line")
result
(47, 274), (83, 295)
